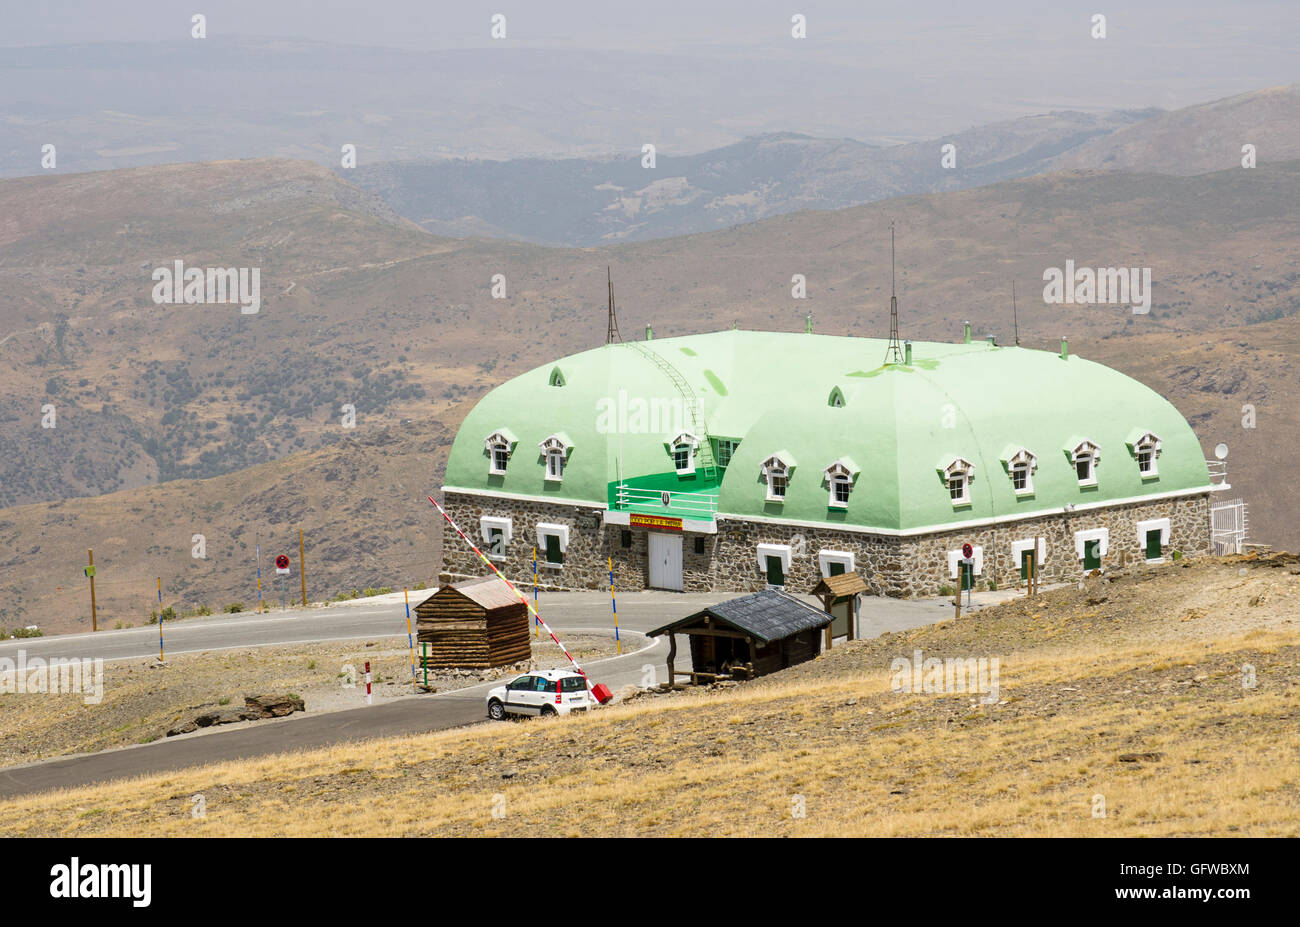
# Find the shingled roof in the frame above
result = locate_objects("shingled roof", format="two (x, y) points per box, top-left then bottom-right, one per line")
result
(648, 589), (831, 644)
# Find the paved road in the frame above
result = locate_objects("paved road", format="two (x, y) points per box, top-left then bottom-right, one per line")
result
(0, 588), (1015, 800)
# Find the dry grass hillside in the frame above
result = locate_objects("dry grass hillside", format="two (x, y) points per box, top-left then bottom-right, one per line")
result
(2, 157), (1298, 631)
(3, 553), (1296, 837)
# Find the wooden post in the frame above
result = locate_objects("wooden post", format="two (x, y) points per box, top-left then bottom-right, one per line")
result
(825, 622), (832, 652)
(1034, 535), (1042, 595)
(299, 528), (307, 606)
(953, 589), (962, 621)
(1026, 553), (1034, 597)
(666, 633), (677, 688)
(87, 548), (98, 632)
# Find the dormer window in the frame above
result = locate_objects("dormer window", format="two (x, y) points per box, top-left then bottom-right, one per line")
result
(548, 366), (566, 387)
(942, 457), (975, 506)
(669, 432), (698, 475)
(1129, 430), (1162, 478)
(823, 458), (859, 509)
(484, 429), (517, 476)
(1002, 447), (1037, 495)
(828, 387), (846, 408)
(761, 453), (794, 502)
(539, 434), (571, 482)
(1070, 439), (1101, 486)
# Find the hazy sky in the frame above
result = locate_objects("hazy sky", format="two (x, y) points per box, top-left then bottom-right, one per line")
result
(3, 0), (1297, 170)
(8, 0), (1300, 57)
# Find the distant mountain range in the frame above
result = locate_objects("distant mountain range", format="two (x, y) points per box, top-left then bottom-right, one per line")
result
(348, 85), (1300, 246)
(346, 110), (1150, 246)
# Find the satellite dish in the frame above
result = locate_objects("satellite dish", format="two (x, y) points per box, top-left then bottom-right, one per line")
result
(1214, 443), (1229, 460)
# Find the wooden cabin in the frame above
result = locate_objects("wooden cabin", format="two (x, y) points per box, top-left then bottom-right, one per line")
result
(809, 570), (869, 647)
(414, 575), (530, 669)
(648, 589), (832, 686)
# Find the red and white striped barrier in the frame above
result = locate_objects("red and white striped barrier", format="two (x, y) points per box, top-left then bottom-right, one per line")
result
(427, 495), (590, 682)
(364, 660), (372, 705)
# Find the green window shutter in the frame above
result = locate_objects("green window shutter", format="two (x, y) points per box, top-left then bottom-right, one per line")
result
(829, 561), (846, 576)
(1145, 530), (1162, 560)
(765, 555), (784, 586)
(960, 561), (974, 591)
(545, 534), (563, 565)
(1019, 550), (1031, 580)
(1083, 540), (1101, 571)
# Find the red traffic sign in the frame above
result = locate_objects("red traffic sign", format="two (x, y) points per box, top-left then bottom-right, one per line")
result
(961, 543), (974, 559)
(275, 555), (290, 573)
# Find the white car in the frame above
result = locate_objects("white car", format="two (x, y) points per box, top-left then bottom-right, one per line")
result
(486, 669), (597, 720)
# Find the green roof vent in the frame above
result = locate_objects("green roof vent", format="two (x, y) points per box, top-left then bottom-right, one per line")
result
(548, 366), (566, 387)
(828, 386), (846, 408)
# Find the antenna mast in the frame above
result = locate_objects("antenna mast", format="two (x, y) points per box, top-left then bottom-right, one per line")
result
(1012, 280), (1020, 346)
(606, 266), (621, 344)
(884, 221), (902, 364)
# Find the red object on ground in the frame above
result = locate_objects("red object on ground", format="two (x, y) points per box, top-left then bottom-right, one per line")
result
(591, 683), (613, 704)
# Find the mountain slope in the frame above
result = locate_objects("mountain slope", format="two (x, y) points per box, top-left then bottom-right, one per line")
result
(1052, 84), (1300, 176)
(348, 110), (1153, 246)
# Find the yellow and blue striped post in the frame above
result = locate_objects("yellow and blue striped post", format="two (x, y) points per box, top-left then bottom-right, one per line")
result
(608, 557), (620, 654)
(157, 576), (164, 661)
(404, 587), (417, 692)
(532, 547), (540, 639)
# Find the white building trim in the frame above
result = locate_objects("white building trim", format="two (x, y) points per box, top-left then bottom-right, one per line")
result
(479, 516), (512, 559)
(817, 549), (855, 577)
(1009, 537), (1047, 565)
(1136, 517), (1171, 546)
(1073, 527), (1109, 559)
(756, 543), (793, 573)
(536, 522), (570, 553)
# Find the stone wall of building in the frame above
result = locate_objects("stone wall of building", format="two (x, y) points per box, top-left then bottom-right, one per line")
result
(441, 489), (1212, 597)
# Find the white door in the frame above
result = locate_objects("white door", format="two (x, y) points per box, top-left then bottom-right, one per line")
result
(648, 532), (684, 591)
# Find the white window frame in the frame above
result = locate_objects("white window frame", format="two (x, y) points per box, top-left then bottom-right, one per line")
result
(1006, 448), (1036, 496)
(716, 438), (738, 469)
(1071, 440), (1100, 487)
(943, 457), (975, 506)
(480, 516), (513, 560)
(947, 546), (984, 579)
(1073, 527), (1109, 560)
(539, 434), (571, 482)
(536, 522), (570, 567)
(669, 432), (698, 475)
(1010, 537), (1047, 568)
(484, 429), (517, 476)
(761, 455), (792, 502)
(755, 543), (793, 574)
(823, 459), (857, 509)
(1133, 432), (1162, 478)
(1136, 518), (1171, 561)
(817, 549), (855, 578)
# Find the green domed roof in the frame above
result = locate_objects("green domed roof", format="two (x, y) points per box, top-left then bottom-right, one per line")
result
(444, 329), (1212, 533)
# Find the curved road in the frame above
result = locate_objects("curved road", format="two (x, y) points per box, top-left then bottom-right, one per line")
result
(0, 588), (984, 800)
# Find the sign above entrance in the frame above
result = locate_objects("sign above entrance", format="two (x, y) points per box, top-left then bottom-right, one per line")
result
(631, 513), (683, 531)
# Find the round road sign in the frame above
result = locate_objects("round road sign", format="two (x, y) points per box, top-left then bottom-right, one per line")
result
(275, 555), (290, 571)
(961, 543), (973, 559)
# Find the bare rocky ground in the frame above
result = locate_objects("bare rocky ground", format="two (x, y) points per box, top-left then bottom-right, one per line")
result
(0, 633), (622, 766)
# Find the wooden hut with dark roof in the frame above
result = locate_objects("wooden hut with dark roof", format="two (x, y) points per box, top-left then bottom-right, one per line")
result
(414, 575), (530, 669)
(648, 589), (832, 685)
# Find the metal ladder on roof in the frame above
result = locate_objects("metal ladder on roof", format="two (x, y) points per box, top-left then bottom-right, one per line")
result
(625, 341), (717, 482)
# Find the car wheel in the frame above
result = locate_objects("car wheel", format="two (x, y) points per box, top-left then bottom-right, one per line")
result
(540, 705), (557, 718)
(487, 699), (506, 721)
